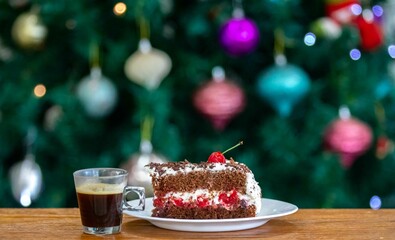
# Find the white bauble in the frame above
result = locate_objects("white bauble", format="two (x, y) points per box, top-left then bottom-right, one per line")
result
(124, 39), (172, 90)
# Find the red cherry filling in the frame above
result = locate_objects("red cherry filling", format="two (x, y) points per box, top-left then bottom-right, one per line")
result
(219, 189), (238, 205)
(173, 198), (184, 207)
(207, 151), (226, 163)
(153, 198), (164, 207)
(197, 195), (209, 208)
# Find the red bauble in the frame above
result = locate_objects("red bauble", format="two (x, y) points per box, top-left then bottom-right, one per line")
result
(324, 117), (372, 168)
(193, 77), (245, 131)
(354, 15), (383, 51)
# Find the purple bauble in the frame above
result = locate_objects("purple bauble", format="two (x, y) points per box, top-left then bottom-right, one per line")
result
(219, 17), (260, 56)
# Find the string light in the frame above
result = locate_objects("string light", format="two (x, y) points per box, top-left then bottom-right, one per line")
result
(362, 9), (374, 23)
(351, 4), (362, 16)
(113, 2), (127, 16)
(370, 195), (382, 210)
(34, 84), (46, 98)
(349, 49), (361, 60)
(372, 5), (383, 18)
(388, 45), (395, 59)
(304, 32), (316, 46)
(20, 189), (32, 207)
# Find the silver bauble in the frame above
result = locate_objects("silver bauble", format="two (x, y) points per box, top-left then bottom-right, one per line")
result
(76, 67), (118, 118)
(121, 140), (168, 197)
(9, 153), (42, 207)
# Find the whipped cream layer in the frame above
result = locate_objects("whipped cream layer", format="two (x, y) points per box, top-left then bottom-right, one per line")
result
(157, 188), (261, 214)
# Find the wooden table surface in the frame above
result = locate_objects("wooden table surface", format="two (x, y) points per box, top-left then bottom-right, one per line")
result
(0, 208), (394, 239)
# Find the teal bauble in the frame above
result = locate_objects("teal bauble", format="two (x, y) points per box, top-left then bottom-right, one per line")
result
(375, 76), (392, 100)
(257, 64), (311, 117)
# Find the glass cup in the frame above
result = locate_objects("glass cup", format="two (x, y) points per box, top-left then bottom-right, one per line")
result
(73, 168), (145, 235)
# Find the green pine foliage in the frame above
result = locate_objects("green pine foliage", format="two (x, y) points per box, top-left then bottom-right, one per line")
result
(1, 0), (395, 208)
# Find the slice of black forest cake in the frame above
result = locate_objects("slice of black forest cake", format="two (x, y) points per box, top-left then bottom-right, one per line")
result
(146, 157), (261, 219)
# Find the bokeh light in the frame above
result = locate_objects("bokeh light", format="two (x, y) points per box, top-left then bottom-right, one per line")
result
(34, 84), (46, 97)
(349, 49), (361, 60)
(362, 9), (374, 22)
(304, 32), (316, 46)
(65, 19), (77, 30)
(274, 54), (287, 66)
(388, 45), (395, 58)
(370, 195), (382, 210)
(372, 5), (383, 17)
(113, 2), (127, 16)
(339, 105), (351, 119)
(20, 190), (32, 207)
(351, 4), (362, 16)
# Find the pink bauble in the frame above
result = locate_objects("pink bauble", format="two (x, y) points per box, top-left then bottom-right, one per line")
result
(324, 117), (372, 168)
(193, 78), (245, 131)
(219, 17), (259, 56)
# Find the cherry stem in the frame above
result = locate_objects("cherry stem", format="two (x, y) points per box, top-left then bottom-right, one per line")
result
(222, 141), (244, 155)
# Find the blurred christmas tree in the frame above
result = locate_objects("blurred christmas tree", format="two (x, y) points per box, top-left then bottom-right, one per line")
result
(1, 0), (395, 209)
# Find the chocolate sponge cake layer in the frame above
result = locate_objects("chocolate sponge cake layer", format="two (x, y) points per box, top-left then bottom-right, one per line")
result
(151, 170), (247, 193)
(153, 204), (256, 219)
(147, 160), (250, 192)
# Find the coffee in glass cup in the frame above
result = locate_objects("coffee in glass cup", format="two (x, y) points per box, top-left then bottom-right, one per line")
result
(73, 168), (145, 235)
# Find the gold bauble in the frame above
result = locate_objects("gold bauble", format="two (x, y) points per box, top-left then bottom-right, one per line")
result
(11, 11), (47, 50)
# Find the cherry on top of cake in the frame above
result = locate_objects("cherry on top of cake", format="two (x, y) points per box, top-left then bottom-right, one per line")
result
(207, 141), (243, 163)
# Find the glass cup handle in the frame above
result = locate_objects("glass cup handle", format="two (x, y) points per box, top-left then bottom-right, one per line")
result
(123, 186), (145, 211)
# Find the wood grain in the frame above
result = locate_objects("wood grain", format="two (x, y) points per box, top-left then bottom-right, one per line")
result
(0, 208), (394, 239)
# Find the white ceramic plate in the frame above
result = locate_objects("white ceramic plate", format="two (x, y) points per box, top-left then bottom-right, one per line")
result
(124, 198), (298, 232)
